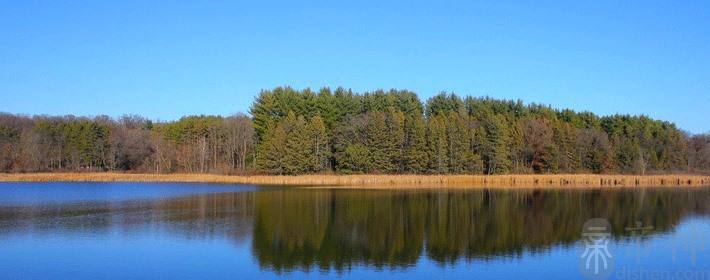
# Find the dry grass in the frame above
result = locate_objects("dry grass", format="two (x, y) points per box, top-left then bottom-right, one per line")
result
(0, 173), (709, 188)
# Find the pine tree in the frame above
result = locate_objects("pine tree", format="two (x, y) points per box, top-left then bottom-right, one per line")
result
(387, 108), (406, 172)
(483, 115), (511, 174)
(404, 113), (429, 173)
(256, 123), (287, 174)
(308, 115), (330, 172)
(508, 119), (525, 172)
(554, 122), (579, 172)
(465, 124), (485, 174)
(340, 144), (371, 173)
(427, 114), (448, 173)
(250, 90), (278, 142)
(283, 115), (310, 175)
(366, 112), (396, 173)
(446, 111), (469, 173)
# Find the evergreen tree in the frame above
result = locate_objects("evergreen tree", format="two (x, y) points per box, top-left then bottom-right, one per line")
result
(366, 112), (397, 173)
(483, 115), (511, 174)
(426, 93), (464, 117)
(256, 123), (287, 174)
(387, 108), (406, 172)
(308, 115), (330, 172)
(554, 122), (579, 172)
(427, 114), (448, 173)
(446, 111), (470, 173)
(251, 90), (279, 143)
(404, 113), (429, 173)
(283, 115), (310, 175)
(340, 144), (371, 173)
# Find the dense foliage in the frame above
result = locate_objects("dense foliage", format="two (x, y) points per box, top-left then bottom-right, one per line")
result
(250, 87), (702, 175)
(1, 86), (708, 174)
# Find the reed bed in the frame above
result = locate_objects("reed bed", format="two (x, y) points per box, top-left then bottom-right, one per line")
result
(1, 173), (709, 188)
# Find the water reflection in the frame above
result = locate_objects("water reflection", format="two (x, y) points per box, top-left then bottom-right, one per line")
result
(1, 187), (709, 273)
(252, 188), (710, 272)
(0, 192), (255, 241)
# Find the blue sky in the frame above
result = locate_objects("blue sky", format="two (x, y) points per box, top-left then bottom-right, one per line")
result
(1, 1), (708, 133)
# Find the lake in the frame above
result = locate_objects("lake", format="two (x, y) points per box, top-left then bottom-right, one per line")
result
(0, 182), (708, 279)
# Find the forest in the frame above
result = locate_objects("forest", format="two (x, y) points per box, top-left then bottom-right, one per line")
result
(1, 86), (709, 175)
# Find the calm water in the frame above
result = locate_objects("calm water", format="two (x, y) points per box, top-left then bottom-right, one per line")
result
(0, 183), (709, 280)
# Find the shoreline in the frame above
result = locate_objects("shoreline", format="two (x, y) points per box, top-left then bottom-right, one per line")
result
(1, 173), (709, 188)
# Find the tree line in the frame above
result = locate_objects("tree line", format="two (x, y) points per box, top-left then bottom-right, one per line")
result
(1, 86), (709, 174)
(0, 113), (253, 174)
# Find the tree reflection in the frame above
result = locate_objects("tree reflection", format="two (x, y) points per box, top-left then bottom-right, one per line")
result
(1, 187), (709, 273)
(0, 192), (256, 242)
(251, 188), (710, 271)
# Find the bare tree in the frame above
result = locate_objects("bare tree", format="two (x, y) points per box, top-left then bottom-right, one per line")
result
(521, 118), (555, 173)
(223, 114), (254, 174)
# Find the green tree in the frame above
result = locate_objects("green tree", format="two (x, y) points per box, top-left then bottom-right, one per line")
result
(426, 114), (448, 173)
(482, 115), (511, 174)
(445, 111), (471, 173)
(256, 123), (287, 174)
(387, 108), (406, 172)
(307, 115), (330, 172)
(404, 113), (429, 173)
(366, 112), (397, 173)
(340, 144), (371, 173)
(283, 115), (310, 175)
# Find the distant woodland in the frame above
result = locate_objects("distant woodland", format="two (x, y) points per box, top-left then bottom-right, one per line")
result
(1, 87), (709, 175)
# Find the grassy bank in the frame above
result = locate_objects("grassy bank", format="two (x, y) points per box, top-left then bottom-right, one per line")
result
(0, 173), (709, 188)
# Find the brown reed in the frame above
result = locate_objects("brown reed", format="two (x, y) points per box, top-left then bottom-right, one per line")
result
(1, 173), (709, 188)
